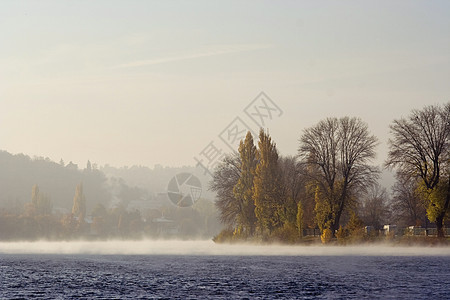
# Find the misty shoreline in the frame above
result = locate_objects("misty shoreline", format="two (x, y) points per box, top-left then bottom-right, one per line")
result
(0, 239), (449, 257)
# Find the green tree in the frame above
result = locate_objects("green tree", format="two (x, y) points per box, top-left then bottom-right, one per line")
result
(233, 131), (258, 236)
(386, 103), (449, 238)
(313, 185), (333, 232)
(346, 211), (365, 241)
(299, 117), (378, 236)
(418, 179), (449, 229)
(253, 129), (282, 234)
(72, 183), (86, 221)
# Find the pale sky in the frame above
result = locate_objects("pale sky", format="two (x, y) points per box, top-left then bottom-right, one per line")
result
(1, 1), (449, 170)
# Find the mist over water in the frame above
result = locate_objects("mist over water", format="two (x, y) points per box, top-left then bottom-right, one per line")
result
(1, 240), (449, 256)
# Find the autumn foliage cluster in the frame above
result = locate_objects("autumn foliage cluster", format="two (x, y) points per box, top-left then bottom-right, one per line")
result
(212, 103), (449, 243)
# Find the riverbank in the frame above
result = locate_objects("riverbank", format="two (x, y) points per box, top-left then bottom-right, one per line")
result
(213, 232), (450, 247)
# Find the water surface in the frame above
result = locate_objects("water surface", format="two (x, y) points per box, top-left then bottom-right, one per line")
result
(1, 254), (449, 299)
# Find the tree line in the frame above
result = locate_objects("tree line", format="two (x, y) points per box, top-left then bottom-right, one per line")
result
(211, 103), (449, 243)
(0, 151), (224, 240)
(0, 182), (222, 241)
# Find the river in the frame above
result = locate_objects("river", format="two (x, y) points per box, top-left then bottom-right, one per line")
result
(1, 241), (449, 299)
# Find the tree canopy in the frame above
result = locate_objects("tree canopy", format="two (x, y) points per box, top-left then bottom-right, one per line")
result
(386, 103), (450, 237)
(298, 117), (379, 234)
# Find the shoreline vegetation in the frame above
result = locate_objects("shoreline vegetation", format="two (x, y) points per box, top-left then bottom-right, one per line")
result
(0, 233), (448, 247)
(0, 197), (220, 242)
(213, 232), (450, 247)
(211, 103), (450, 245)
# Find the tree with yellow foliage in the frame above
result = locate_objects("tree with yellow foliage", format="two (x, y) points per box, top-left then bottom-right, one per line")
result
(233, 131), (258, 236)
(253, 129), (282, 234)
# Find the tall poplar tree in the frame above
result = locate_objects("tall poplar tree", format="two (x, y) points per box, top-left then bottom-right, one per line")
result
(253, 129), (282, 234)
(233, 131), (257, 235)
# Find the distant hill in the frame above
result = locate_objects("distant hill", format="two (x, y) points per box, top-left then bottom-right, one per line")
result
(0, 150), (142, 213)
(0, 150), (216, 215)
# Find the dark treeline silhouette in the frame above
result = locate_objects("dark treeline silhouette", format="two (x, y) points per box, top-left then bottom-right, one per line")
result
(211, 103), (449, 243)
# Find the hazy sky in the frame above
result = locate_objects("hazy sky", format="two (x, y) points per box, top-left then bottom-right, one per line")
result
(1, 1), (449, 169)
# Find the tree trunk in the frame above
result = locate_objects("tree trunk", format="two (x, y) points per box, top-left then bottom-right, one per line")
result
(332, 190), (347, 238)
(333, 210), (343, 238)
(436, 215), (445, 238)
(330, 222), (338, 238)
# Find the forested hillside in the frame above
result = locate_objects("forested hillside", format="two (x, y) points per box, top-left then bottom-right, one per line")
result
(0, 151), (111, 213)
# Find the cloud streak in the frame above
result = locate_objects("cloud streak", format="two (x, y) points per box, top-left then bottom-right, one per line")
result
(112, 44), (272, 69)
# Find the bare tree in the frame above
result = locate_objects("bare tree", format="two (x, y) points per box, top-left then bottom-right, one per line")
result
(279, 156), (304, 204)
(360, 183), (391, 230)
(277, 156), (307, 226)
(298, 117), (379, 235)
(209, 152), (241, 227)
(391, 172), (426, 227)
(386, 103), (449, 237)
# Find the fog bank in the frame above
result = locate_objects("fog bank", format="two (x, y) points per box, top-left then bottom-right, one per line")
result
(0, 240), (449, 256)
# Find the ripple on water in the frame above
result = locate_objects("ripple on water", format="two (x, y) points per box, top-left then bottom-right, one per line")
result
(1, 255), (450, 299)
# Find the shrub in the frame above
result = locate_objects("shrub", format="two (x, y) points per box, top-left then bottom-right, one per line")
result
(212, 228), (234, 243)
(271, 223), (298, 244)
(321, 228), (333, 244)
(336, 226), (348, 244)
(348, 227), (366, 243)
